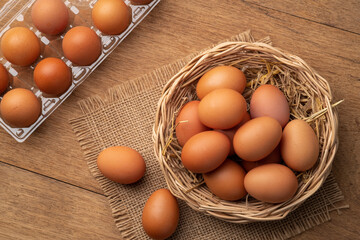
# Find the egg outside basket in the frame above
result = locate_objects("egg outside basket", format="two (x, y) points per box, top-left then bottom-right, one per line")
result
(153, 41), (340, 223)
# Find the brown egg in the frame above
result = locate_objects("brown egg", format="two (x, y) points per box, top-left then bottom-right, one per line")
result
(215, 111), (251, 155)
(239, 111), (251, 125)
(1, 27), (40, 66)
(214, 128), (237, 156)
(31, 0), (69, 35)
(130, 0), (153, 5)
(34, 58), (72, 96)
(250, 84), (290, 128)
(0, 64), (9, 94)
(142, 189), (179, 240)
(241, 146), (281, 172)
(181, 131), (230, 173)
(196, 66), (246, 99)
(175, 101), (210, 146)
(203, 159), (247, 201)
(244, 163), (298, 203)
(233, 116), (282, 162)
(198, 88), (247, 129)
(0, 88), (41, 127)
(281, 119), (319, 171)
(62, 26), (102, 66)
(92, 0), (131, 35)
(97, 146), (146, 184)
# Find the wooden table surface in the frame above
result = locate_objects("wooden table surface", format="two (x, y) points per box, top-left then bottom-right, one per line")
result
(1, 1), (359, 239)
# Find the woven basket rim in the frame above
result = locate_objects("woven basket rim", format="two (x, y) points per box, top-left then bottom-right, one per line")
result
(153, 40), (339, 223)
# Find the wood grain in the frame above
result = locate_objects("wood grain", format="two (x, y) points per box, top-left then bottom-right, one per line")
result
(244, 0), (360, 34)
(0, 0), (359, 239)
(1, 0), (359, 194)
(0, 162), (121, 240)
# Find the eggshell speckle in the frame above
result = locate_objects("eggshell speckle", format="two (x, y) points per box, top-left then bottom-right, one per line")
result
(175, 101), (210, 147)
(142, 189), (179, 240)
(196, 66), (246, 99)
(281, 119), (319, 171)
(244, 163), (298, 203)
(181, 131), (230, 173)
(198, 88), (247, 129)
(203, 159), (247, 201)
(233, 116), (282, 161)
(250, 84), (290, 127)
(97, 146), (146, 184)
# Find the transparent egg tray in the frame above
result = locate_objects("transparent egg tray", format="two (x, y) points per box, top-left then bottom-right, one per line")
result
(0, 0), (160, 142)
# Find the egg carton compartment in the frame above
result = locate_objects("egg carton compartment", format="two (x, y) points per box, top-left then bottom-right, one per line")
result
(0, 0), (160, 142)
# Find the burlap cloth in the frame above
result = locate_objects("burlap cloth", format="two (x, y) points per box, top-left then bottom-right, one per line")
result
(70, 31), (347, 239)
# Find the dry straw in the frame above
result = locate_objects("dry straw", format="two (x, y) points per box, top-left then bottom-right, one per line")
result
(153, 41), (340, 223)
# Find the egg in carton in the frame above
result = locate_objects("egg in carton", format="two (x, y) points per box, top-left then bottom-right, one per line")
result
(0, 0), (160, 142)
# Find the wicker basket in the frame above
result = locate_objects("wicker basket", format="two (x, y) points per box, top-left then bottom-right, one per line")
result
(153, 41), (339, 223)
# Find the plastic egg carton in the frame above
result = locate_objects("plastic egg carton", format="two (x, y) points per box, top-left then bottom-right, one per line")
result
(0, 0), (160, 142)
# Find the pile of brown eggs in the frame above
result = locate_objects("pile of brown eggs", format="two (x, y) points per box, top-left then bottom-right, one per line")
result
(176, 65), (320, 203)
